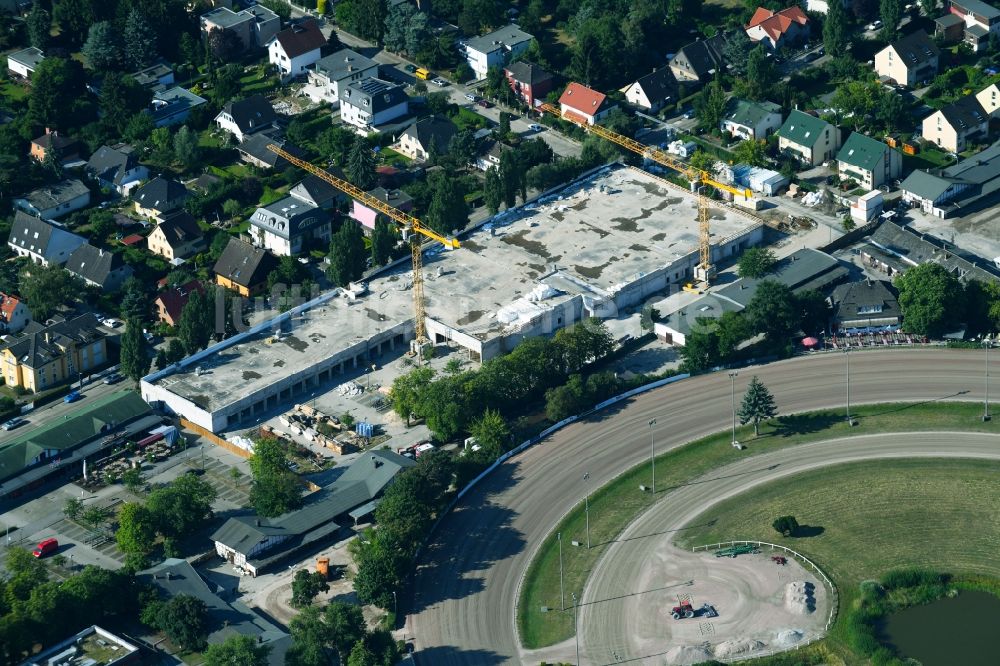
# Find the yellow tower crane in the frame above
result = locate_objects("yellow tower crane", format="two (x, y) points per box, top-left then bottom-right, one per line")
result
(538, 103), (752, 284)
(266, 144), (460, 345)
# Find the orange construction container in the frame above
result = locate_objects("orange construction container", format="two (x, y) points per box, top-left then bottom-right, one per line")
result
(316, 557), (330, 580)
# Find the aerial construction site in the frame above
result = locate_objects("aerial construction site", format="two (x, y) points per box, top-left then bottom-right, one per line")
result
(141, 164), (763, 433)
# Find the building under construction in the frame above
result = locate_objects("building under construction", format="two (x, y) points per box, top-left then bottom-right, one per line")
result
(141, 164), (763, 433)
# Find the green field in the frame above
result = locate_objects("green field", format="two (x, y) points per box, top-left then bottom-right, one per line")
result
(517, 401), (1000, 651)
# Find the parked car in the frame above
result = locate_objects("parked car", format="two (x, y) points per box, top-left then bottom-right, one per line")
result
(464, 93), (477, 102)
(102, 372), (123, 385)
(33, 538), (58, 558)
(529, 123), (543, 132)
(431, 77), (449, 87)
(64, 391), (81, 403)
(102, 318), (122, 328)
(2, 417), (25, 431)
(477, 99), (493, 108)
(403, 64), (417, 73)
(866, 20), (883, 30)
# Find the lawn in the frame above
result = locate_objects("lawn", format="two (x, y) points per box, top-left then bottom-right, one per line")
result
(0, 80), (29, 103)
(452, 107), (489, 132)
(517, 401), (1000, 650)
(903, 146), (955, 172)
(379, 148), (412, 168)
(239, 66), (279, 96)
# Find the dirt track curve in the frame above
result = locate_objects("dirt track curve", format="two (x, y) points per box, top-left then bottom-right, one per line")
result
(408, 349), (995, 665)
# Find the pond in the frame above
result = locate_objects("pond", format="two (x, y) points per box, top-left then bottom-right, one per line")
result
(879, 590), (1000, 665)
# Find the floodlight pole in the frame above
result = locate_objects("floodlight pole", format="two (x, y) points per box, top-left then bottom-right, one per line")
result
(728, 371), (739, 447)
(984, 339), (992, 422)
(648, 418), (656, 494)
(558, 531), (565, 611)
(583, 472), (591, 549)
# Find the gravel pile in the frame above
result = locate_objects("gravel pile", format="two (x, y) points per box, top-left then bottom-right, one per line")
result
(785, 581), (816, 614)
(664, 645), (713, 664)
(774, 629), (804, 647)
(713, 638), (766, 658)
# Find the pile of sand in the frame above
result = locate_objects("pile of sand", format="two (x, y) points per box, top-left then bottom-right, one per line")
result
(664, 645), (713, 665)
(774, 629), (804, 647)
(785, 581), (816, 614)
(713, 638), (766, 658)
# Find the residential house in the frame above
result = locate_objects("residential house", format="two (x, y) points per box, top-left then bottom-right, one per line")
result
(831, 280), (901, 332)
(0, 293), (30, 333)
(86, 145), (148, 196)
(64, 243), (134, 292)
(558, 82), (617, 126)
(289, 174), (344, 209)
(249, 196), (331, 256)
(147, 211), (206, 262)
(211, 450), (415, 576)
(777, 110), (842, 165)
(669, 34), (729, 84)
(306, 49), (379, 105)
(396, 116), (458, 161)
(8, 211), (86, 265)
(475, 139), (513, 171)
(268, 20), (326, 80)
(29, 129), (82, 165)
(935, 0), (1000, 52)
(745, 6), (810, 50)
(148, 86), (207, 127)
(131, 61), (175, 89)
(836, 132), (902, 189)
(237, 132), (305, 170)
(351, 188), (413, 231)
(133, 177), (191, 220)
(215, 95), (278, 142)
(14, 180), (92, 221)
(461, 25), (533, 80)
(976, 82), (1000, 116)
(154, 281), (206, 326)
(7, 47), (44, 79)
(900, 140), (1000, 217)
(874, 30), (939, 87)
(722, 99), (783, 141)
(0, 314), (107, 392)
(214, 238), (278, 296)
(200, 4), (280, 52)
(340, 78), (409, 132)
(504, 61), (555, 107)
(922, 94), (989, 153)
(622, 68), (677, 112)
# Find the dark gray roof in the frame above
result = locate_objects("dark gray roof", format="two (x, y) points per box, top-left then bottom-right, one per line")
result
(315, 49), (379, 82)
(886, 30), (939, 69)
(867, 220), (1000, 282)
(401, 115), (458, 154)
(17, 179), (91, 212)
(7, 47), (44, 70)
(201, 6), (249, 29)
(137, 559), (290, 666)
(211, 450), (415, 561)
(831, 279), (901, 324)
(967, 22), (990, 37)
(717, 248), (849, 307)
(900, 168), (956, 200)
(954, 0), (1000, 20)
(64, 243), (131, 288)
(213, 238), (278, 288)
(132, 61), (173, 88)
(150, 86), (207, 124)
(251, 196), (330, 240)
(87, 145), (140, 185)
(291, 173), (344, 208)
(156, 210), (204, 248)
(465, 24), (533, 54)
(238, 132), (306, 168)
(670, 33), (729, 78)
(133, 176), (190, 213)
(341, 77), (408, 113)
(272, 19), (325, 58)
(631, 68), (677, 104)
(10, 211), (54, 254)
(2, 313), (104, 370)
(220, 95), (277, 135)
(504, 60), (554, 86)
(936, 13), (965, 28)
(367, 187), (413, 209)
(938, 94), (988, 132)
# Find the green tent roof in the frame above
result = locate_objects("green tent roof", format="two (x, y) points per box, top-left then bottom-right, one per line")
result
(837, 132), (891, 172)
(778, 110), (832, 148)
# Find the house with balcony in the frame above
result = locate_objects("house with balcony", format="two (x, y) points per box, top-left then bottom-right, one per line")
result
(777, 110), (841, 166)
(396, 116), (457, 161)
(504, 61), (555, 107)
(7, 46), (44, 79)
(148, 86), (207, 127)
(200, 4), (280, 52)
(874, 30), (939, 87)
(0, 314), (107, 392)
(133, 177), (191, 221)
(836, 132), (902, 190)
(249, 196), (331, 256)
(559, 82), (617, 126)
(721, 99), (783, 141)
(147, 211), (205, 262)
(268, 20), (326, 81)
(340, 78), (409, 133)
(86, 145), (148, 196)
(935, 0), (1000, 52)
(461, 25), (533, 80)
(745, 6), (810, 51)
(922, 94), (989, 153)
(215, 95), (278, 142)
(306, 49), (379, 106)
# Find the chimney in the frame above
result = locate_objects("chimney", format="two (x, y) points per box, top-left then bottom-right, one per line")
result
(255, 518), (261, 526)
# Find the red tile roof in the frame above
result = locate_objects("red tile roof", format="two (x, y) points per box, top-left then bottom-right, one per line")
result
(121, 234), (145, 246)
(559, 82), (608, 116)
(746, 6), (809, 41)
(0, 293), (22, 324)
(274, 20), (326, 59)
(155, 280), (205, 325)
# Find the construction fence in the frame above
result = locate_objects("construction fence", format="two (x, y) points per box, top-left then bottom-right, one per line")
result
(179, 418), (251, 459)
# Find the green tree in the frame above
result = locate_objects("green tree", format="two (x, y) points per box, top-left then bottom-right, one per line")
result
(99, 73), (150, 136)
(824, 0), (849, 56)
(370, 219), (397, 267)
(121, 467), (144, 494)
(115, 502), (156, 561)
(63, 498), (84, 521)
(737, 247), (777, 278)
(772, 515), (799, 537)
(146, 473), (218, 537)
(28, 57), (89, 130)
(722, 34), (755, 77)
(287, 605), (331, 666)
(347, 640), (378, 666)
(745, 279), (799, 343)
(688, 150), (716, 174)
(326, 221), (366, 287)
(796, 289), (831, 336)
(317, 126), (358, 165)
(248, 437), (303, 517)
(920, 0), (938, 16)
(880, 0), (902, 41)
(895, 262), (964, 337)
(259, 0), (292, 21)
(426, 174), (468, 235)
(291, 569), (330, 608)
(468, 408), (508, 459)
(124, 8), (157, 69)
(716, 311), (753, 359)
(346, 139), (378, 190)
(732, 139), (768, 167)
(383, 1), (412, 53)
(83, 21), (122, 72)
(124, 112), (155, 143)
(177, 288), (213, 354)
(54, 0), (97, 49)
(544, 374), (587, 421)
(120, 277), (149, 321)
(742, 46), (776, 102)
(155, 594), (208, 652)
(323, 601), (365, 661)
(81, 505), (111, 528)
(27, 2), (51, 50)
(204, 634), (272, 666)
(390, 366), (435, 423)
(695, 77), (728, 131)
(738, 375), (778, 436)
(173, 126), (201, 171)
(484, 166), (504, 215)
(119, 319), (147, 383)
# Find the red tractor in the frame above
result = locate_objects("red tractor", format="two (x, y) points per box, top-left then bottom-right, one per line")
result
(671, 601), (695, 620)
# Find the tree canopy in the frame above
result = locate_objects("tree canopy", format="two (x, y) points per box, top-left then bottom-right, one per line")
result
(738, 375), (778, 436)
(248, 437), (303, 517)
(896, 263), (964, 338)
(737, 247), (777, 279)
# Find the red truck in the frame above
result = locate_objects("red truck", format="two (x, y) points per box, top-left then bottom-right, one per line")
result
(32, 538), (58, 558)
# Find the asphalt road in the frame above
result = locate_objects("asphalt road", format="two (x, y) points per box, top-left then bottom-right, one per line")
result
(578, 431), (1000, 665)
(408, 349), (992, 664)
